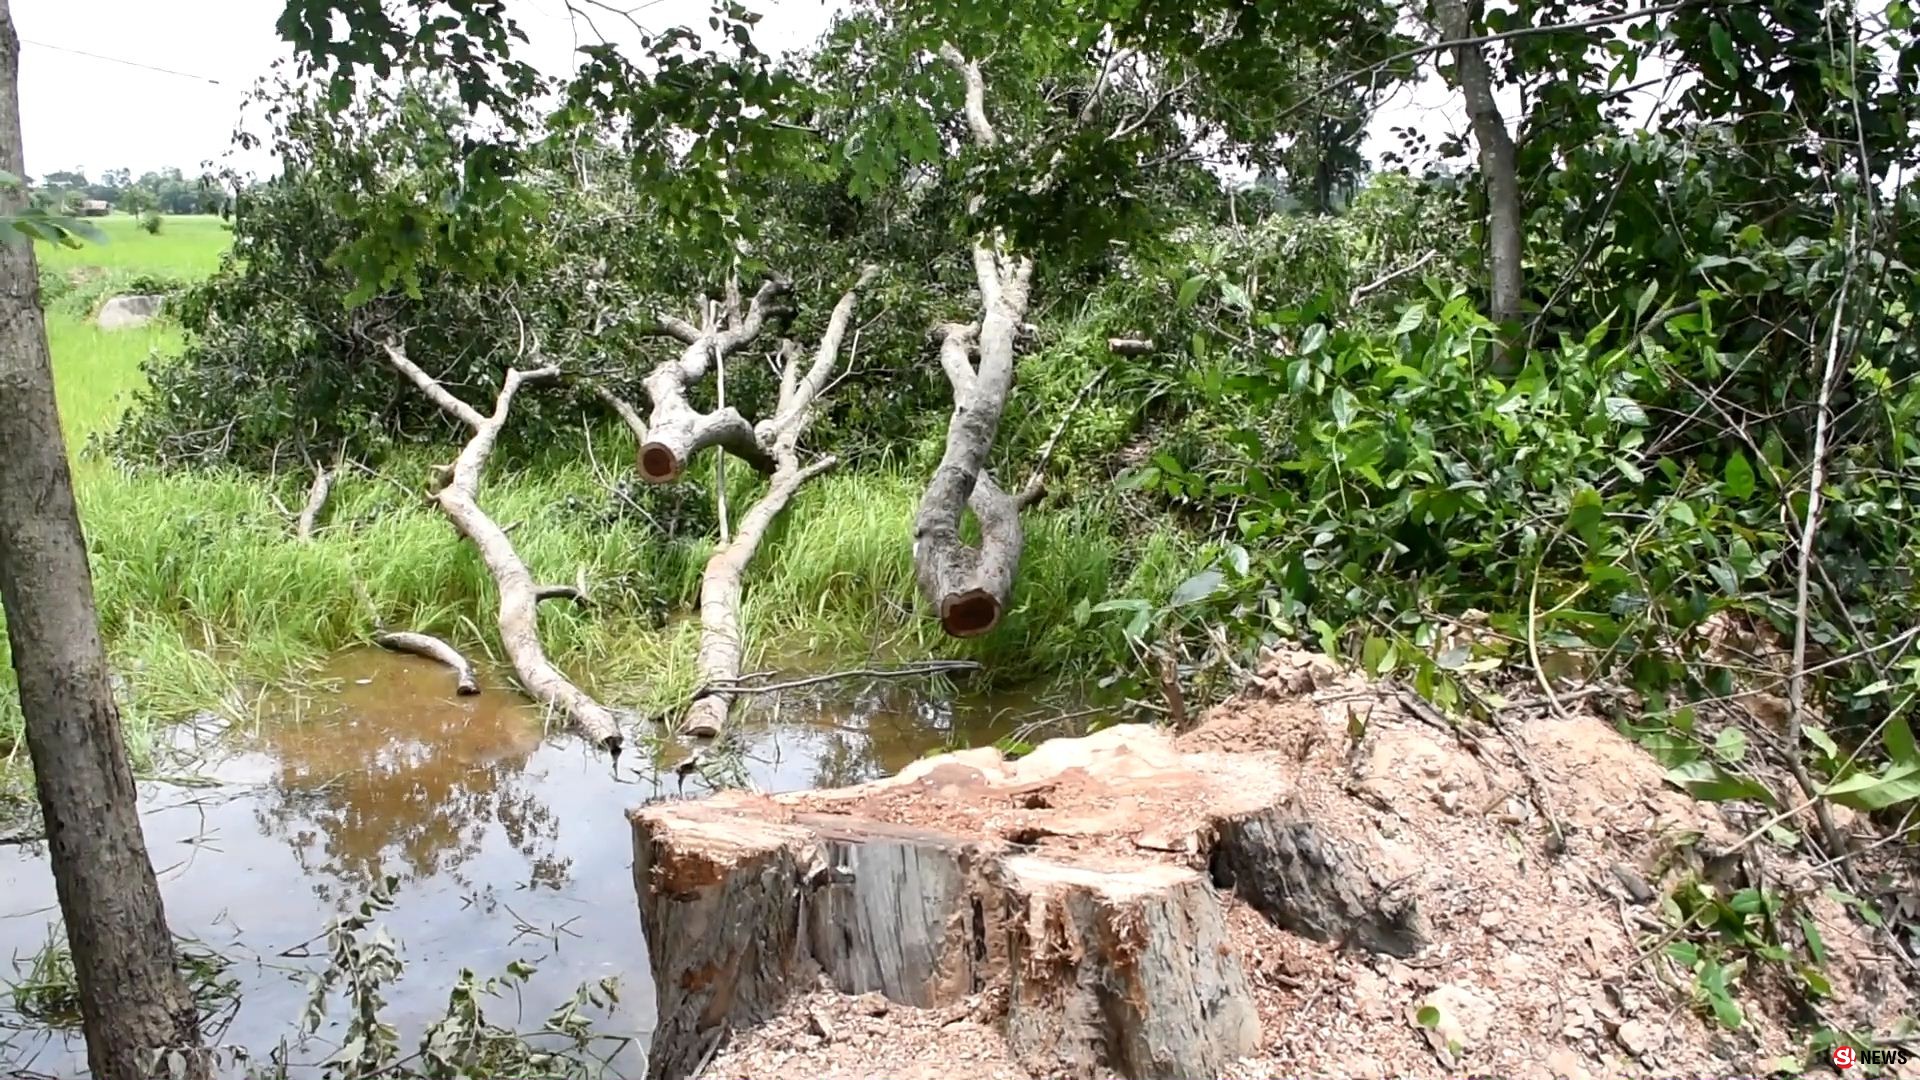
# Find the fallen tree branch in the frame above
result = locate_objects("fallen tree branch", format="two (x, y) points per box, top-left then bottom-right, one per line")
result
(1106, 337), (1155, 356)
(681, 268), (877, 738)
(1348, 250), (1438, 308)
(913, 45), (1040, 639)
(374, 631), (480, 696)
(1019, 367), (1110, 508)
(694, 659), (983, 699)
(379, 338), (624, 752)
(634, 279), (789, 484)
(295, 454), (339, 541)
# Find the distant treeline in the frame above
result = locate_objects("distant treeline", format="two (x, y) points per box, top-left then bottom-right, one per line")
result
(30, 166), (225, 215)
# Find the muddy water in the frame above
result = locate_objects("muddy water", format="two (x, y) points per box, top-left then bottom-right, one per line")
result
(0, 649), (1080, 1076)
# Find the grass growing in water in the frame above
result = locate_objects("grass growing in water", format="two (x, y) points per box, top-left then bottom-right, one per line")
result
(0, 218), (1187, 782)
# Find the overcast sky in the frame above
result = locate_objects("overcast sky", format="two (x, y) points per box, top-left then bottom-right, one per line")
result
(13, 0), (1471, 183)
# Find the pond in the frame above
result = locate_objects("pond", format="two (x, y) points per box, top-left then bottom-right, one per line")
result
(0, 648), (1093, 1077)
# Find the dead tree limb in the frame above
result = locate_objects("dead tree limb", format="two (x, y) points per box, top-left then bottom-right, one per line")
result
(1106, 337), (1155, 356)
(374, 631), (480, 696)
(1018, 367), (1110, 509)
(296, 460), (335, 541)
(681, 269), (876, 738)
(633, 279), (789, 484)
(913, 46), (1038, 639)
(379, 339), (625, 752)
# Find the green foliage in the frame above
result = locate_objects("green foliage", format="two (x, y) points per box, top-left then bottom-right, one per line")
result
(139, 211), (163, 236)
(1660, 876), (1832, 1032)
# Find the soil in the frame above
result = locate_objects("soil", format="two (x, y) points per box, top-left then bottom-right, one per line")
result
(696, 649), (1920, 1080)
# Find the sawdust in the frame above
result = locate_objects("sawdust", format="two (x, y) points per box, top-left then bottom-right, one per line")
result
(698, 648), (1919, 1079)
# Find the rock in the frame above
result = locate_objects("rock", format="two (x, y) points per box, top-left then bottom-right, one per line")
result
(96, 293), (165, 330)
(1609, 862), (1654, 904)
(856, 993), (889, 1017)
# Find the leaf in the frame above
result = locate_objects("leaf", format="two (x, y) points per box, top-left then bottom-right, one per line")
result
(1219, 281), (1252, 312)
(1392, 303), (1426, 335)
(1330, 387), (1357, 430)
(1892, 0), (1913, 29)
(1723, 451), (1755, 499)
(1823, 762), (1920, 811)
(1177, 274), (1207, 309)
(1887, 714), (1919, 768)
(1436, 644), (1470, 670)
(1170, 570), (1225, 607)
(1415, 1005), (1440, 1029)
(1227, 544), (1251, 577)
(1635, 281), (1659, 322)
(1708, 21), (1741, 78)
(1300, 323), (1328, 355)
(1604, 396), (1649, 426)
(1713, 728), (1749, 763)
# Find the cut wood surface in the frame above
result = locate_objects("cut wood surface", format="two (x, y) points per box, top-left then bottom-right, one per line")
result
(633, 279), (788, 484)
(379, 339), (623, 751)
(373, 631), (480, 696)
(632, 718), (1426, 1079)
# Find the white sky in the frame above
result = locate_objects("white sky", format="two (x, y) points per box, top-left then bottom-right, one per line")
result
(13, 0), (1472, 184)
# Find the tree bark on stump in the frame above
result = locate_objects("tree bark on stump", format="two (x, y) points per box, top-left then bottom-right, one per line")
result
(632, 724), (1429, 1080)
(0, 6), (207, 1076)
(379, 341), (623, 751)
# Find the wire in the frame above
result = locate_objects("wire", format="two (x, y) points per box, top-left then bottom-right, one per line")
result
(19, 38), (226, 86)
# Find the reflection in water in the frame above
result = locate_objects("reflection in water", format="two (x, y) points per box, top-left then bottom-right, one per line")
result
(248, 673), (561, 902)
(0, 648), (1091, 1077)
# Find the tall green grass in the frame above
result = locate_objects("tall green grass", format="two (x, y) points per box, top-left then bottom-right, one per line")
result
(1, 220), (1189, 776)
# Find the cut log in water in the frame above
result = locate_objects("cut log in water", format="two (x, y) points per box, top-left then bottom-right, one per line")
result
(372, 631), (480, 696)
(378, 339), (624, 752)
(631, 723), (1428, 1079)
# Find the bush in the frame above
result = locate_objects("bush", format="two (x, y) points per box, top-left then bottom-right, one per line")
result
(139, 211), (162, 235)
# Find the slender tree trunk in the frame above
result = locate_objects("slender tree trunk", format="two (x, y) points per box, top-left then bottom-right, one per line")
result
(0, 4), (206, 1077)
(1435, 0), (1524, 372)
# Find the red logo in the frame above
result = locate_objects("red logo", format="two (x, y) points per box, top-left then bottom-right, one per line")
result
(1834, 1045), (1859, 1070)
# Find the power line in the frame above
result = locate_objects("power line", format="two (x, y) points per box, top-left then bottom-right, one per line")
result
(20, 38), (227, 86)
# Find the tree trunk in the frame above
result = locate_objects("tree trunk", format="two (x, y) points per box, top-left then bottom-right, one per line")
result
(631, 723), (1424, 1079)
(1435, 0), (1524, 372)
(0, 4), (207, 1076)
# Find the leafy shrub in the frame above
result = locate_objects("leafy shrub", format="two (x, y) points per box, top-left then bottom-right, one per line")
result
(139, 211), (163, 235)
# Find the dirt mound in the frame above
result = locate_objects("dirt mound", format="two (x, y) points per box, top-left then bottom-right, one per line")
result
(641, 649), (1914, 1080)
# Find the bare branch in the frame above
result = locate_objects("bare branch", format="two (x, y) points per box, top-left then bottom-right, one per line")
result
(374, 631), (480, 696)
(1107, 337), (1155, 356)
(1019, 367), (1110, 508)
(375, 345), (624, 752)
(1348, 250), (1439, 307)
(939, 43), (997, 147)
(381, 340), (485, 429)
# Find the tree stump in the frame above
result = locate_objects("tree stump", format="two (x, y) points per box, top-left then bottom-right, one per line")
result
(630, 724), (1432, 1080)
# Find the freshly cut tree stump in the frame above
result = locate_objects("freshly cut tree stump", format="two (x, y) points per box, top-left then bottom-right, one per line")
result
(630, 724), (1431, 1080)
